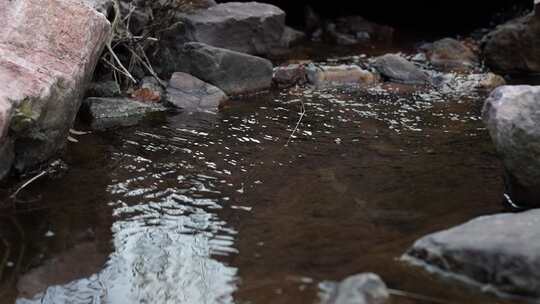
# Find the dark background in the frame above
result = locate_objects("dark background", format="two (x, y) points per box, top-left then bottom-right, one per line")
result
(219, 0), (533, 35)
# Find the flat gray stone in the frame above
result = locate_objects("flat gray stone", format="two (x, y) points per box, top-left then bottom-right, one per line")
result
(166, 72), (228, 111)
(174, 43), (273, 96)
(372, 54), (430, 85)
(81, 97), (166, 130)
(404, 209), (540, 300)
(175, 2), (286, 55)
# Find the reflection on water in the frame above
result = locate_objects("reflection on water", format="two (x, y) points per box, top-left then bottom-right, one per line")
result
(0, 76), (517, 304)
(15, 115), (240, 304)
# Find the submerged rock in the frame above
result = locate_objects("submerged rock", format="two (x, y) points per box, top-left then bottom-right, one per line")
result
(81, 97), (166, 130)
(306, 64), (379, 88)
(166, 72), (228, 111)
(483, 12), (540, 74)
(426, 38), (479, 72)
(322, 273), (389, 304)
(404, 209), (540, 300)
(372, 54), (430, 85)
(174, 43), (273, 96)
(0, 0), (111, 178)
(172, 2), (286, 56)
(482, 85), (540, 208)
(273, 64), (308, 88)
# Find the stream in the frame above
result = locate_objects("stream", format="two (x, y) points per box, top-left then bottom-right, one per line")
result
(0, 54), (525, 304)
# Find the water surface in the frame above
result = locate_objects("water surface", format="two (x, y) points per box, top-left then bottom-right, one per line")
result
(0, 79), (517, 304)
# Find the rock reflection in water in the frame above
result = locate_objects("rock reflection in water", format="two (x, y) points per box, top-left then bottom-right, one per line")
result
(17, 120), (238, 304)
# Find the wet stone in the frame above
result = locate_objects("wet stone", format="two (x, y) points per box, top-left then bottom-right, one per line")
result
(272, 64), (308, 88)
(372, 54), (431, 85)
(81, 97), (167, 130)
(403, 209), (540, 300)
(306, 64), (380, 88)
(426, 38), (479, 72)
(174, 42), (274, 96)
(166, 72), (228, 111)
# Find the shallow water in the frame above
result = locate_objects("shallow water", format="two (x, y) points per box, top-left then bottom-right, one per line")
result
(0, 81), (520, 303)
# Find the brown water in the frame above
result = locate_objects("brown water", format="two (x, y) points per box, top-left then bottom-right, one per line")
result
(0, 79), (520, 303)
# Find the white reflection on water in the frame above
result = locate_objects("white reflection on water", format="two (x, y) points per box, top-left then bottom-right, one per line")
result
(18, 126), (239, 304)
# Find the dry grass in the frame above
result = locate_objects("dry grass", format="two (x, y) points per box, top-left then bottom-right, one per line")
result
(99, 0), (212, 90)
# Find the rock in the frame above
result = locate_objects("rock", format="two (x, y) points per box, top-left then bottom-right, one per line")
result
(436, 73), (507, 96)
(477, 73), (506, 91)
(281, 26), (306, 48)
(372, 54), (431, 85)
(85, 81), (122, 98)
(174, 43), (273, 96)
(482, 85), (540, 208)
(166, 72), (228, 111)
(426, 38), (479, 72)
(172, 2), (286, 56)
(81, 97), (166, 130)
(403, 209), (540, 299)
(131, 77), (164, 103)
(0, 0), (111, 178)
(482, 13), (540, 74)
(322, 273), (389, 304)
(273, 64), (308, 88)
(335, 16), (394, 43)
(306, 64), (380, 88)
(411, 53), (428, 63)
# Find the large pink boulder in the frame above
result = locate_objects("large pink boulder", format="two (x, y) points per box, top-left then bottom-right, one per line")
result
(0, 0), (110, 178)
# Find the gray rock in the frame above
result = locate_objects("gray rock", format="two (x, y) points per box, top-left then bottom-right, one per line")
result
(306, 64), (380, 88)
(166, 72), (228, 111)
(482, 12), (540, 74)
(0, 0), (111, 177)
(173, 2), (286, 56)
(482, 85), (540, 207)
(174, 43), (273, 96)
(372, 54), (430, 85)
(81, 97), (166, 130)
(426, 38), (479, 72)
(273, 64), (308, 88)
(403, 209), (540, 300)
(322, 273), (389, 304)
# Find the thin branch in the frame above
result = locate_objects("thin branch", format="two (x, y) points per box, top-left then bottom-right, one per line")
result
(285, 99), (306, 147)
(10, 170), (47, 200)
